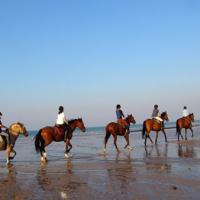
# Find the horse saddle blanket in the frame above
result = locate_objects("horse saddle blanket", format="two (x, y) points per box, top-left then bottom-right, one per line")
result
(54, 126), (65, 137)
(153, 118), (162, 125)
(0, 135), (4, 143)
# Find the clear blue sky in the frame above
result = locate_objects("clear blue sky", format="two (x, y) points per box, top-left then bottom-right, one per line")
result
(0, 0), (200, 130)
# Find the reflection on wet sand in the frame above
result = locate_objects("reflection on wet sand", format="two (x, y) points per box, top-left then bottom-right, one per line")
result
(144, 144), (168, 158)
(0, 164), (27, 200)
(178, 143), (196, 158)
(144, 144), (171, 173)
(36, 160), (88, 199)
(106, 152), (136, 197)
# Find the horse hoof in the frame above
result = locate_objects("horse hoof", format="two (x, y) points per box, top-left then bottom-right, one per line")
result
(41, 157), (46, 162)
(128, 146), (133, 151)
(64, 153), (72, 159)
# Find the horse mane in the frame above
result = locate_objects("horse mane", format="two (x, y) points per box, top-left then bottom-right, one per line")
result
(161, 112), (167, 117)
(68, 118), (81, 125)
(68, 119), (76, 124)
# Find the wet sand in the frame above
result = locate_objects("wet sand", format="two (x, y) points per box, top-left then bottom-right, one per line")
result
(0, 127), (200, 200)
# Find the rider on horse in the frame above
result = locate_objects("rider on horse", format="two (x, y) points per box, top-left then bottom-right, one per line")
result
(151, 105), (164, 130)
(55, 106), (71, 141)
(0, 112), (10, 146)
(116, 104), (130, 134)
(182, 106), (189, 117)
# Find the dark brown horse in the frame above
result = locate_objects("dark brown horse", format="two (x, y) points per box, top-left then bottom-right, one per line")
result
(142, 112), (169, 146)
(176, 113), (194, 141)
(0, 122), (28, 164)
(35, 118), (86, 161)
(104, 114), (136, 153)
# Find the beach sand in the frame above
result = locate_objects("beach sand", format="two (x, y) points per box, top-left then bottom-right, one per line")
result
(0, 127), (200, 200)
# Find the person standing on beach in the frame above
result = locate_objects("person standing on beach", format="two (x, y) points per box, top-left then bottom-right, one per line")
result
(56, 106), (70, 141)
(182, 106), (189, 117)
(151, 105), (164, 129)
(116, 104), (129, 134)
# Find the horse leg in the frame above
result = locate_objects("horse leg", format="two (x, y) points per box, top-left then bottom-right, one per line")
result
(185, 129), (187, 140)
(180, 129), (184, 140)
(113, 135), (120, 153)
(162, 130), (168, 143)
(124, 134), (132, 151)
(65, 140), (73, 158)
(178, 131), (180, 141)
(6, 147), (11, 164)
(148, 135), (154, 144)
(64, 139), (70, 158)
(68, 141), (72, 153)
(104, 132), (111, 153)
(144, 134), (147, 146)
(155, 131), (159, 144)
(40, 144), (47, 162)
(9, 148), (16, 160)
(190, 127), (194, 137)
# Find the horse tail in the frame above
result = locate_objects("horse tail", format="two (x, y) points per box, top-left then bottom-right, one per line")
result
(35, 129), (44, 153)
(104, 126), (111, 145)
(142, 121), (146, 139)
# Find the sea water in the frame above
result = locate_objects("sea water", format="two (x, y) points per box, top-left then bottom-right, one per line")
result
(0, 120), (200, 163)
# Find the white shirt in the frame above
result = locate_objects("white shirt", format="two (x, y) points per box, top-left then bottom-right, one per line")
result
(182, 109), (189, 117)
(56, 112), (66, 125)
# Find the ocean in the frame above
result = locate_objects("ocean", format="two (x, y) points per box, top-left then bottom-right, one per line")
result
(29, 120), (200, 137)
(0, 120), (200, 164)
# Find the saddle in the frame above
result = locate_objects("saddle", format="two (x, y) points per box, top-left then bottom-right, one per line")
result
(152, 118), (164, 130)
(153, 118), (161, 124)
(54, 125), (72, 139)
(54, 125), (65, 137)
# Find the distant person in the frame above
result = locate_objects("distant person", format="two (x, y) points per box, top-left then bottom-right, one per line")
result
(116, 104), (129, 134)
(56, 106), (69, 141)
(182, 106), (189, 117)
(151, 105), (164, 129)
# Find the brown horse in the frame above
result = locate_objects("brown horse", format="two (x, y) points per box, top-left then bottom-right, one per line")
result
(35, 118), (86, 161)
(142, 112), (169, 146)
(176, 113), (194, 141)
(104, 114), (136, 153)
(0, 122), (28, 164)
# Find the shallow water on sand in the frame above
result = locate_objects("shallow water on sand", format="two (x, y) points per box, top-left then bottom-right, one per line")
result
(0, 127), (200, 200)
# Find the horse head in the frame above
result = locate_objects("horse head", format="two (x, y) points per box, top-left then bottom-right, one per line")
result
(69, 118), (86, 132)
(189, 113), (195, 122)
(161, 112), (169, 121)
(9, 122), (29, 137)
(126, 114), (136, 125)
(77, 118), (86, 132)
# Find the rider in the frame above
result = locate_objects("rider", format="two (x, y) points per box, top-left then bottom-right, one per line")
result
(182, 106), (189, 117)
(116, 104), (130, 134)
(0, 112), (7, 133)
(56, 106), (70, 141)
(0, 112), (10, 145)
(151, 104), (164, 129)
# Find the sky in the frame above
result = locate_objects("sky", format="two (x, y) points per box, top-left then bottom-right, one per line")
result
(0, 0), (200, 130)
